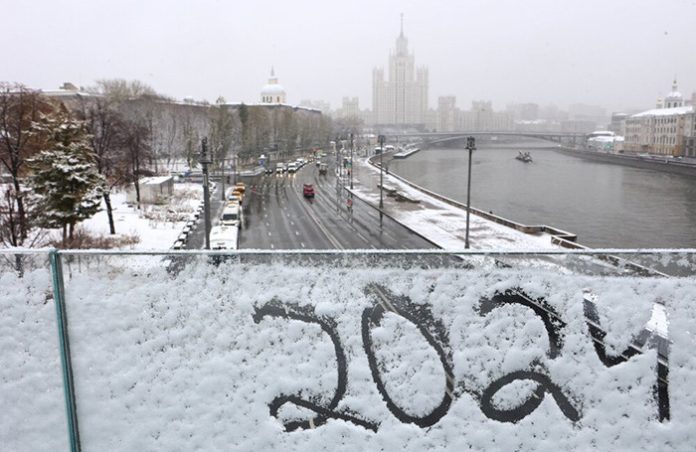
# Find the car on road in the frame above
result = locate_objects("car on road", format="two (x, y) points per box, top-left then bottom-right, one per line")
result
(265, 166), (274, 175)
(226, 194), (241, 206)
(303, 183), (315, 198)
(276, 162), (285, 174)
(220, 205), (241, 228)
(287, 162), (298, 173)
(210, 225), (238, 250)
(319, 163), (328, 175)
(231, 188), (244, 203)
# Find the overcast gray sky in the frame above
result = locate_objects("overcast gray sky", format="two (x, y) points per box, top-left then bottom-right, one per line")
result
(2, 0), (695, 112)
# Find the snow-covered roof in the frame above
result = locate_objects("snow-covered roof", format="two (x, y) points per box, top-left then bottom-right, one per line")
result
(589, 130), (615, 137)
(223, 102), (321, 113)
(140, 176), (173, 185)
(631, 105), (694, 118)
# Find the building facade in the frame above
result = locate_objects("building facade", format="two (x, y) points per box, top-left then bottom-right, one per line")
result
(437, 96), (457, 132)
(624, 80), (695, 156)
(372, 19), (429, 127)
(459, 101), (513, 131)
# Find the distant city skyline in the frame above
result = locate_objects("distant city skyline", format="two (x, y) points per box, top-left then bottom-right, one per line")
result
(2, 0), (696, 113)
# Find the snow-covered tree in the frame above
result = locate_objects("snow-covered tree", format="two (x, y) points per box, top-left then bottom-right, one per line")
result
(0, 83), (53, 244)
(84, 97), (128, 235)
(27, 107), (105, 246)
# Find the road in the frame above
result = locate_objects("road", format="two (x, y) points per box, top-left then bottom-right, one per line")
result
(238, 159), (435, 250)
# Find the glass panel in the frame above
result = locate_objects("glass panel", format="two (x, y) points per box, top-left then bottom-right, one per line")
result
(59, 251), (696, 450)
(0, 251), (69, 451)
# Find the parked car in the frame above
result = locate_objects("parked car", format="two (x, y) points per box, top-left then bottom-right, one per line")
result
(210, 225), (238, 250)
(226, 194), (241, 206)
(220, 205), (241, 228)
(303, 183), (315, 198)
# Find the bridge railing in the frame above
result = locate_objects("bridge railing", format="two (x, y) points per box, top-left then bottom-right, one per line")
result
(2, 248), (695, 451)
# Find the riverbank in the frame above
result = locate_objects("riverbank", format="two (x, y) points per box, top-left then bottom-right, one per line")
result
(387, 143), (696, 249)
(555, 146), (696, 176)
(348, 152), (576, 251)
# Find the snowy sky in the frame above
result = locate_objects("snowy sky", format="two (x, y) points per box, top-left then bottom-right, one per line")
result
(2, 0), (695, 112)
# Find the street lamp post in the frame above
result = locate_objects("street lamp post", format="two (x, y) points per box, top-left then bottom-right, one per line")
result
(335, 135), (340, 213)
(220, 150), (226, 201)
(465, 136), (476, 249)
(350, 133), (354, 190)
(200, 138), (212, 250)
(378, 134), (385, 228)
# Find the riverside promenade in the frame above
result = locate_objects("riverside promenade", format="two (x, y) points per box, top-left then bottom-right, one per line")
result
(347, 153), (577, 251)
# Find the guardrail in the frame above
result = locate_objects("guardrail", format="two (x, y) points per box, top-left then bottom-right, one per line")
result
(2, 249), (694, 451)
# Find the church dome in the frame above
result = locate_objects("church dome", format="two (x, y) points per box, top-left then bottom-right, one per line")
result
(663, 78), (683, 108)
(260, 67), (286, 104)
(261, 83), (285, 95)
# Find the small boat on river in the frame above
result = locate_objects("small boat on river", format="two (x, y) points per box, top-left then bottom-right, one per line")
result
(516, 151), (533, 163)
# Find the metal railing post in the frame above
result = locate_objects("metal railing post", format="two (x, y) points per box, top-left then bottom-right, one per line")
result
(49, 250), (81, 452)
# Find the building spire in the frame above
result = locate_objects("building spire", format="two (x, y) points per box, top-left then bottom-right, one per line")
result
(271, 66), (275, 77)
(400, 13), (404, 36)
(672, 76), (678, 91)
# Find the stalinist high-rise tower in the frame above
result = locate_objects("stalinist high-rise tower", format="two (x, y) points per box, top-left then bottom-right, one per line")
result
(372, 15), (429, 127)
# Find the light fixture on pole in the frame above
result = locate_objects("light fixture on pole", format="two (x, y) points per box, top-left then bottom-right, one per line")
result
(378, 134), (385, 228)
(465, 136), (476, 249)
(200, 138), (212, 250)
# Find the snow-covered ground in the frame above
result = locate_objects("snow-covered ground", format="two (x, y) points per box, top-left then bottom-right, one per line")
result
(66, 183), (203, 250)
(351, 156), (562, 251)
(1, 257), (694, 450)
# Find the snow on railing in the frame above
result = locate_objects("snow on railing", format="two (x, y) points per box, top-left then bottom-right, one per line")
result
(1, 249), (695, 451)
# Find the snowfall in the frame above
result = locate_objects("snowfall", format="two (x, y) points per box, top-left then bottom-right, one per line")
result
(1, 253), (695, 451)
(2, 161), (696, 451)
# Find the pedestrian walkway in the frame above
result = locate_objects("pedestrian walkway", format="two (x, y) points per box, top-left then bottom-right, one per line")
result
(349, 155), (564, 251)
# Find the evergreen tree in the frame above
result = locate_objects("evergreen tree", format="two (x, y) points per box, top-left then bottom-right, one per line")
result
(28, 108), (105, 246)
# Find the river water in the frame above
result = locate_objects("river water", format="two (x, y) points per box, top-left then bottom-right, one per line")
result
(388, 140), (696, 248)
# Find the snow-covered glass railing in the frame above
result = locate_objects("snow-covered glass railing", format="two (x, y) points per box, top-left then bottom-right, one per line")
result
(2, 249), (696, 451)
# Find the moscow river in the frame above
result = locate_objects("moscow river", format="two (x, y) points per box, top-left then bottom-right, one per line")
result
(388, 140), (696, 248)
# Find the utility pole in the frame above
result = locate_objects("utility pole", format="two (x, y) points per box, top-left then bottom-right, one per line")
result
(200, 138), (212, 250)
(335, 135), (340, 213)
(350, 133), (354, 190)
(220, 150), (226, 201)
(378, 134), (385, 228)
(465, 136), (476, 249)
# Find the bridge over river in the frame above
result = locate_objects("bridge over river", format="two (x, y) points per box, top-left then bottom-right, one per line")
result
(389, 131), (588, 146)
